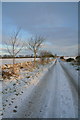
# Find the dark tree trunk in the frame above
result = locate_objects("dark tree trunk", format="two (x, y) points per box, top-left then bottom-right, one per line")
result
(34, 52), (36, 66)
(12, 56), (15, 73)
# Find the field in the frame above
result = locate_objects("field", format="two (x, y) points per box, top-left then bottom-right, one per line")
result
(0, 58), (39, 66)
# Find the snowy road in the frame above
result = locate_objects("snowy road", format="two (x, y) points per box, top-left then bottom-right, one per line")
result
(3, 60), (78, 118)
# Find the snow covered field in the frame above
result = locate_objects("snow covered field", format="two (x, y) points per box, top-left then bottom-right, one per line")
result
(2, 59), (78, 118)
(0, 58), (39, 66)
(64, 56), (76, 60)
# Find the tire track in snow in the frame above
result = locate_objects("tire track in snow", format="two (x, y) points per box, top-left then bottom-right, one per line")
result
(10, 63), (57, 118)
(3, 61), (78, 118)
(60, 61), (78, 117)
(45, 61), (78, 118)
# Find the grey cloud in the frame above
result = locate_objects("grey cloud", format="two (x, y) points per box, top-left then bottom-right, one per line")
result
(2, 2), (78, 56)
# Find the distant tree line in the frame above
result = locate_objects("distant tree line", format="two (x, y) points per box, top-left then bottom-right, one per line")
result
(1, 54), (41, 59)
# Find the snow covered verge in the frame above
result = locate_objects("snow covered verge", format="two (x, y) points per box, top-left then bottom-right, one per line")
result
(59, 60), (79, 118)
(60, 60), (78, 90)
(1, 59), (56, 118)
(0, 81), (2, 120)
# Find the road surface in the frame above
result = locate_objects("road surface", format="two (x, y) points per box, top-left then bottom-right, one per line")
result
(3, 60), (78, 118)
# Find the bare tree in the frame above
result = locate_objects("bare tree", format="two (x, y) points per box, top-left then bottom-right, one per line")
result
(27, 35), (45, 65)
(6, 28), (24, 73)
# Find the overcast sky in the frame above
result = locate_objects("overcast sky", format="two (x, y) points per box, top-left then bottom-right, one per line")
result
(2, 2), (78, 56)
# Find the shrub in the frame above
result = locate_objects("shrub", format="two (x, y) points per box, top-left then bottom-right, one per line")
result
(76, 56), (80, 65)
(40, 50), (54, 64)
(60, 56), (64, 59)
(66, 58), (74, 62)
(2, 70), (13, 79)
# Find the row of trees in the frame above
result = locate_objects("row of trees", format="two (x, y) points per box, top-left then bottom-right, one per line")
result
(5, 28), (54, 73)
(1, 54), (40, 58)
